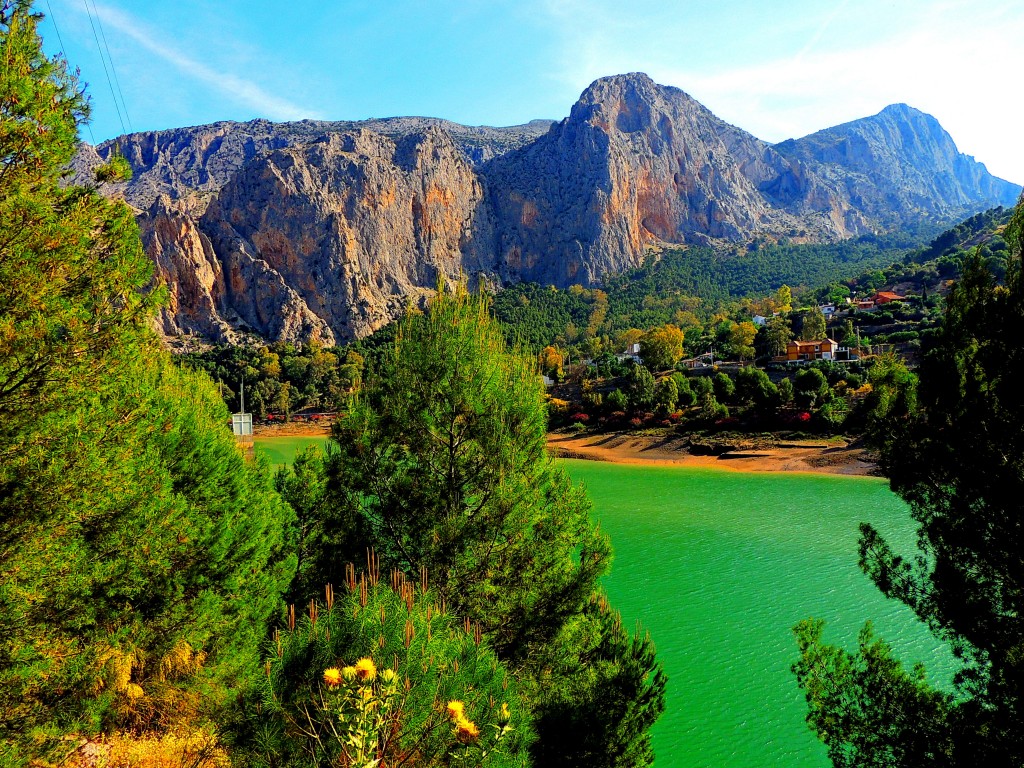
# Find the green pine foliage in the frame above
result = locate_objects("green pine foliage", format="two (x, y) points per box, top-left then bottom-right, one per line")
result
(325, 287), (611, 662)
(247, 571), (532, 768)
(0, 5), (295, 762)
(793, 197), (1024, 766)
(530, 593), (666, 768)
(0, 1), (155, 444)
(793, 620), (954, 768)
(272, 285), (667, 766)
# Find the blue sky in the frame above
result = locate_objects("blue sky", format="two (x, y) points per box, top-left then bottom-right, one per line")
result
(38, 0), (1024, 184)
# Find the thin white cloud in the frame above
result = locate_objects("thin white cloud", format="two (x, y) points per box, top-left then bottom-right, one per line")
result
(792, 0), (851, 65)
(534, 0), (1024, 183)
(87, 2), (325, 122)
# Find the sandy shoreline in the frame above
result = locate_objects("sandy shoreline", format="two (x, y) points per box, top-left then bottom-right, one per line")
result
(547, 431), (878, 476)
(252, 421), (877, 477)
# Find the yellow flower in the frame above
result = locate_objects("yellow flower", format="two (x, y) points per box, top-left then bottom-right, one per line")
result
(341, 665), (357, 682)
(354, 657), (376, 681)
(498, 702), (511, 724)
(446, 700), (465, 721)
(455, 716), (480, 744)
(323, 667), (342, 687)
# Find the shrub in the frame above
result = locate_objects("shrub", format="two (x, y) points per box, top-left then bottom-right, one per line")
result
(252, 571), (532, 767)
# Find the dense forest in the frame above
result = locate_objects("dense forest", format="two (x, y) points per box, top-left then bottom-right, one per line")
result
(491, 230), (931, 350)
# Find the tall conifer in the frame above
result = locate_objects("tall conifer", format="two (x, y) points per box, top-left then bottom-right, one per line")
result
(0, 5), (295, 762)
(295, 285), (665, 766)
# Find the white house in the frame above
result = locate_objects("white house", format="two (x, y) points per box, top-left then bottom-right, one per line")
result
(616, 342), (642, 363)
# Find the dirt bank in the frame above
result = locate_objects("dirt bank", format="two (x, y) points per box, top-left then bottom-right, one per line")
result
(547, 431), (877, 476)
(253, 421), (333, 438)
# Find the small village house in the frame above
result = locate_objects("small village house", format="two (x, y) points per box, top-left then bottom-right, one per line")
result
(871, 290), (907, 305)
(783, 338), (838, 362)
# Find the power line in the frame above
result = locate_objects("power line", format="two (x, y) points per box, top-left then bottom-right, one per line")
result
(81, 0), (126, 136)
(85, 0), (132, 133)
(43, 0), (96, 145)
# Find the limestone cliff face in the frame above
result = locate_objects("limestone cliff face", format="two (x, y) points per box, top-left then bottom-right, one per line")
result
(83, 117), (550, 211)
(78, 73), (1020, 343)
(483, 73), (847, 286)
(139, 196), (234, 341)
(150, 127), (494, 342)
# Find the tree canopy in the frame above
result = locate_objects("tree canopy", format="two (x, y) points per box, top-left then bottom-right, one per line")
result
(279, 285), (666, 766)
(0, 6), (294, 762)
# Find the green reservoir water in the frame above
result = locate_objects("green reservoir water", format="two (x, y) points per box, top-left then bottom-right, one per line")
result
(254, 435), (330, 467)
(255, 437), (954, 767)
(562, 459), (955, 768)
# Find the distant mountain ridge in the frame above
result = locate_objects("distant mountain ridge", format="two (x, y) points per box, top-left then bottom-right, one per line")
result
(75, 72), (1020, 344)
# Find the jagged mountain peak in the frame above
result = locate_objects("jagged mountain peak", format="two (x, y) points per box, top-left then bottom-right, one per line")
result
(81, 72), (1020, 344)
(569, 72), (708, 131)
(774, 100), (1018, 220)
(878, 102), (923, 118)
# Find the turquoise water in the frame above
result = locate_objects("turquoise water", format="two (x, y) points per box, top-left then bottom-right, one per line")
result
(254, 435), (329, 467)
(561, 459), (954, 768)
(255, 437), (953, 766)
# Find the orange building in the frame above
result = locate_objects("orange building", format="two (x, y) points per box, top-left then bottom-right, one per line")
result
(872, 291), (906, 304)
(784, 338), (838, 362)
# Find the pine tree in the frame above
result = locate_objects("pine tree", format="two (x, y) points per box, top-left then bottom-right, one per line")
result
(326, 286), (610, 660)
(794, 197), (1024, 767)
(0, 1), (153, 444)
(294, 285), (666, 766)
(0, 6), (295, 762)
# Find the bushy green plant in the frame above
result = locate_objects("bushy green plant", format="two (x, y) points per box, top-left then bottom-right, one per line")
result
(653, 376), (678, 414)
(249, 569), (532, 768)
(607, 388), (629, 412)
(712, 371), (735, 403)
(627, 364), (656, 410)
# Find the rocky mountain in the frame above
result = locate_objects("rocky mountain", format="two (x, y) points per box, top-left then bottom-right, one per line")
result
(73, 115), (552, 211)
(484, 74), (848, 287)
(80, 72), (1020, 344)
(774, 103), (1020, 224)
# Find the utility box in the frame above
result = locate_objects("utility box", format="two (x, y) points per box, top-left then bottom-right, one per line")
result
(232, 412), (253, 439)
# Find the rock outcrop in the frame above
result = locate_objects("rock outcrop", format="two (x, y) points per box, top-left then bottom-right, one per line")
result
(483, 74), (845, 286)
(198, 128), (494, 342)
(78, 73), (1020, 343)
(774, 103), (1021, 225)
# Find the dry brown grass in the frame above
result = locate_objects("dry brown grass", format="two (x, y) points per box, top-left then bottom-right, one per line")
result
(65, 729), (229, 768)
